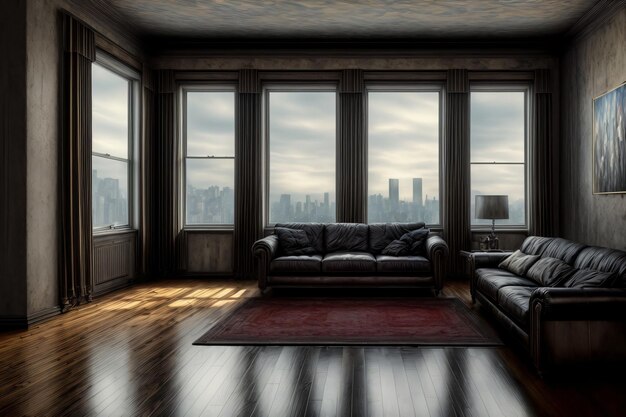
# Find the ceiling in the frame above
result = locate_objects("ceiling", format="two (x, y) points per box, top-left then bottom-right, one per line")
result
(98, 0), (598, 41)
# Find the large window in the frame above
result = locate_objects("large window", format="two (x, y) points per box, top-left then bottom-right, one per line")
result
(367, 89), (441, 224)
(183, 89), (236, 226)
(470, 89), (527, 227)
(92, 58), (137, 230)
(267, 89), (337, 224)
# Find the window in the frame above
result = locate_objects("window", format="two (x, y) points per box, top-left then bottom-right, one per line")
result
(183, 89), (236, 226)
(267, 89), (337, 224)
(367, 89), (441, 224)
(470, 89), (527, 227)
(92, 57), (137, 230)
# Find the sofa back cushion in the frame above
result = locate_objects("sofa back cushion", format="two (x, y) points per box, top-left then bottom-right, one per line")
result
(325, 223), (369, 253)
(368, 222), (426, 255)
(520, 236), (586, 265)
(381, 228), (430, 256)
(573, 246), (626, 287)
(563, 269), (618, 288)
(498, 250), (541, 277)
(275, 223), (325, 253)
(526, 257), (576, 286)
(275, 227), (317, 256)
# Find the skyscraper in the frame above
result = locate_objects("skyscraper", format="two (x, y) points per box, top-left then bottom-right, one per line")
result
(413, 178), (423, 206)
(389, 178), (399, 208)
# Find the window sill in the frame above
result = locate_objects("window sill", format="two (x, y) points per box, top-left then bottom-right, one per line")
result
(92, 228), (137, 237)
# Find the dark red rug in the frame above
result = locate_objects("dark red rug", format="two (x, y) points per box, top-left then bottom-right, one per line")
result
(193, 297), (501, 346)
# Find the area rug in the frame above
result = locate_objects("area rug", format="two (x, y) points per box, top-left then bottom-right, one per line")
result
(193, 297), (501, 346)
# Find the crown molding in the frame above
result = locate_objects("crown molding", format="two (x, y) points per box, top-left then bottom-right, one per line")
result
(564, 0), (626, 42)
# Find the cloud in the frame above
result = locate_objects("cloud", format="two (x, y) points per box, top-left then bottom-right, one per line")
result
(92, 64), (129, 158)
(368, 92), (440, 201)
(186, 91), (235, 156)
(470, 92), (525, 162)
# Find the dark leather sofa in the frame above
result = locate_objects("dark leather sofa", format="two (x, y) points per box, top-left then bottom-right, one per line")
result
(468, 236), (626, 373)
(253, 222), (449, 293)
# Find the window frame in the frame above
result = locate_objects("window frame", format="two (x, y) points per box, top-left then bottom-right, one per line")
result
(263, 83), (339, 226)
(469, 83), (530, 230)
(91, 51), (140, 233)
(365, 83), (444, 227)
(180, 84), (237, 229)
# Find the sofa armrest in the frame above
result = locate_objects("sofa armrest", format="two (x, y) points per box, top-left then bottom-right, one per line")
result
(252, 235), (279, 291)
(529, 287), (626, 373)
(530, 287), (626, 320)
(470, 252), (512, 269)
(426, 235), (449, 292)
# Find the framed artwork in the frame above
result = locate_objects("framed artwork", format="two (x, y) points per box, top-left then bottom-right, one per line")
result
(593, 81), (626, 194)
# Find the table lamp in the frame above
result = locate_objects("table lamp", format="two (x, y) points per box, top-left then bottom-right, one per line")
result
(475, 195), (509, 250)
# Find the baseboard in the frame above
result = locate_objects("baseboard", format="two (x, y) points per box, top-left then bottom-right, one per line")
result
(0, 305), (61, 330)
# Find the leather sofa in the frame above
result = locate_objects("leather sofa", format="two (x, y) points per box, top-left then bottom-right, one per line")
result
(252, 222), (449, 293)
(468, 236), (626, 373)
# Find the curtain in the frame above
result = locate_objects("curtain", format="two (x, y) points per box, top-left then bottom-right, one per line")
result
(234, 69), (263, 279)
(443, 69), (471, 276)
(530, 69), (555, 237)
(337, 69), (366, 223)
(59, 14), (96, 311)
(139, 68), (155, 275)
(154, 70), (178, 276)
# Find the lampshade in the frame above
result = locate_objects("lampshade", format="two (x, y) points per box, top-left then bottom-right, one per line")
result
(475, 195), (509, 220)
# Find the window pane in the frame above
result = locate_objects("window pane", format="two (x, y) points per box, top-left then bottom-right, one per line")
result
(470, 92), (525, 163)
(92, 63), (129, 159)
(186, 158), (234, 225)
(367, 91), (440, 224)
(92, 156), (129, 228)
(269, 91), (336, 223)
(471, 164), (525, 226)
(186, 92), (235, 157)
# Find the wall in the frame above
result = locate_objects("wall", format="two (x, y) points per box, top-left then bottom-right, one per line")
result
(560, 6), (626, 250)
(0, 0), (28, 322)
(0, 0), (144, 325)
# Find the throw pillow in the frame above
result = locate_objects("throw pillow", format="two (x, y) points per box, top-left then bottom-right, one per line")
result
(275, 227), (316, 256)
(563, 269), (617, 288)
(526, 257), (576, 287)
(498, 250), (541, 277)
(381, 228), (429, 256)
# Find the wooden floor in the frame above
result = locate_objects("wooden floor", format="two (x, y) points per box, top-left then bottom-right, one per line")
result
(1, 280), (625, 417)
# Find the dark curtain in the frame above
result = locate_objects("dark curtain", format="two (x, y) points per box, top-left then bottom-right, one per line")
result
(530, 69), (555, 237)
(234, 69), (263, 279)
(443, 69), (471, 276)
(140, 68), (155, 276)
(59, 14), (96, 311)
(154, 70), (177, 276)
(337, 69), (366, 223)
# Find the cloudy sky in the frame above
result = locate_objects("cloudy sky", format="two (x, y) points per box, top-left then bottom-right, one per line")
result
(92, 70), (526, 220)
(368, 91), (440, 203)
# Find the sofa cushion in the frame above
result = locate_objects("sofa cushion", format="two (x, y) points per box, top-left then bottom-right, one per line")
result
(322, 251), (376, 273)
(275, 227), (316, 256)
(526, 257), (576, 287)
(497, 286), (535, 329)
(325, 223), (369, 253)
(381, 229), (429, 256)
(376, 255), (431, 274)
(520, 236), (586, 265)
(563, 269), (618, 288)
(368, 222), (426, 255)
(498, 250), (541, 277)
(275, 223), (325, 253)
(573, 246), (626, 287)
(475, 268), (538, 302)
(270, 255), (323, 274)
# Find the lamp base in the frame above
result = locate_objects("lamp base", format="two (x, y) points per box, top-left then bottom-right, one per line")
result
(486, 234), (499, 250)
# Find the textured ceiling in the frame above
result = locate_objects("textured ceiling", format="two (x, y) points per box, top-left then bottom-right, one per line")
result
(100, 0), (597, 40)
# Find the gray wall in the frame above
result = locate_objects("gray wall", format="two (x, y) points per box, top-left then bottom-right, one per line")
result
(0, 0), (28, 319)
(560, 6), (626, 251)
(0, 0), (142, 324)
